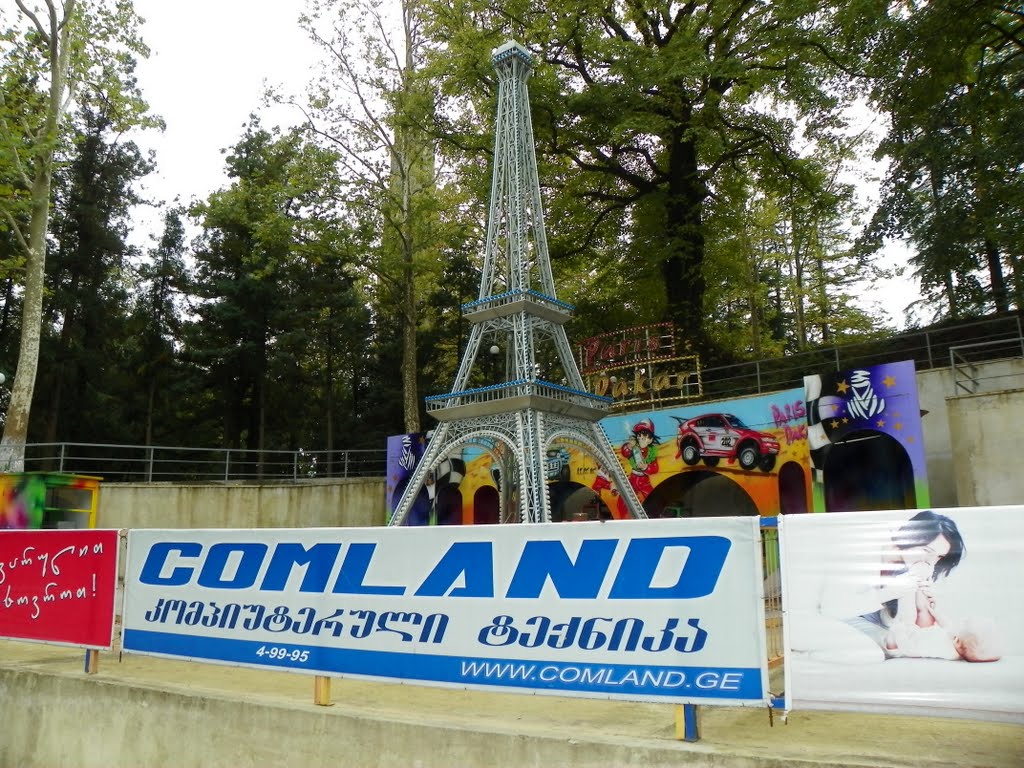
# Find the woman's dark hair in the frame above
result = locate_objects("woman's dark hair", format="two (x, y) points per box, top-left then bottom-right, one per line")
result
(893, 510), (965, 580)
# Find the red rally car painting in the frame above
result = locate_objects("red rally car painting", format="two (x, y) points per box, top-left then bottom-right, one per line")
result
(674, 413), (780, 472)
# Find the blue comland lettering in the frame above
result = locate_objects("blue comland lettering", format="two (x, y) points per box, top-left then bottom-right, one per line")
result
(198, 543), (268, 589)
(608, 536), (730, 599)
(139, 542), (202, 586)
(414, 542), (494, 597)
(331, 542), (404, 595)
(505, 539), (618, 599)
(260, 543), (342, 592)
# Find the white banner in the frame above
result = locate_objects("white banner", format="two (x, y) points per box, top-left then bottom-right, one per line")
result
(123, 518), (769, 705)
(781, 507), (1024, 722)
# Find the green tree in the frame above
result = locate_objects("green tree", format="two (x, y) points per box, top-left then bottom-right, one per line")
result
(727, 144), (881, 350)
(420, 0), (878, 356)
(186, 121), (368, 459)
(129, 206), (189, 446)
(33, 101), (152, 445)
(0, 0), (155, 468)
(863, 1), (1024, 322)
(285, 0), (456, 433)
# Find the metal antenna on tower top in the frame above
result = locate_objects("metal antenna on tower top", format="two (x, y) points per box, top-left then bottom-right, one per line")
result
(390, 40), (646, 525)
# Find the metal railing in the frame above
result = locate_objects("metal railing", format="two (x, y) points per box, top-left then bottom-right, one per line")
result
(4, 314), (1021, 483)
(676, 313), (1024, 406)
(9, 443), (387, 484)
(949, 336), (1024, 396)
(425, 378), (611, 413)
(462, 288), (574, 315)
(761, 519), (783, 666)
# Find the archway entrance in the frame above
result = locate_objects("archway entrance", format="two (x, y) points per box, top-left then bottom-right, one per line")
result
(823, 430), (916, 512)
(547, 482), (609, 522)
(435, 486), (462, 525)
(645, 471), (759, 518)
(473, 486), (500, 524)
(778, 461), (809, 514)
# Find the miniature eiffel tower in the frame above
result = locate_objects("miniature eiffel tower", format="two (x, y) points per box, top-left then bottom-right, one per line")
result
(389, 41), (647, 525)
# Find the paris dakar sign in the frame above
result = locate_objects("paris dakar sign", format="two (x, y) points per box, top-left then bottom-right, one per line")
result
(578, 323), (702, 410)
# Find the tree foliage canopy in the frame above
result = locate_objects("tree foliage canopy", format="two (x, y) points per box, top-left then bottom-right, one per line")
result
(862, 1), (1024, 322)
(0, 0), (1019, 455)
(416, 0), (887, 357)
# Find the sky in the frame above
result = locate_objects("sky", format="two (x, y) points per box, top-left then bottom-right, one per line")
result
(129, 1), (320, 238)
(126, 0), (920, 329)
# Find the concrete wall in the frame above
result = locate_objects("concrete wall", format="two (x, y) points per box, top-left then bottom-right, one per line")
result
(916, 366), (959, 508)
(97, 478), (387, 529)
(946, 387), (1024, 506)
(910, 358), (1024, 509)
(0, 665), (700, 768)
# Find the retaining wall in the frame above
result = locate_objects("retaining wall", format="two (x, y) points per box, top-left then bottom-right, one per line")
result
(96, 478), (387, 529)
(946, 386), (1024, 506)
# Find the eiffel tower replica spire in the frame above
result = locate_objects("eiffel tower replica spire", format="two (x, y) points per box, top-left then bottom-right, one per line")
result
(390, 41), (647, 525)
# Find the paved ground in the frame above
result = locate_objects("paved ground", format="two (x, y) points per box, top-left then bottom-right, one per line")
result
(1, 639), (1022, 767)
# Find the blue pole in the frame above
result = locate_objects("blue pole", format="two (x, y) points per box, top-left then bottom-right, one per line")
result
(683, 704), (700, 742)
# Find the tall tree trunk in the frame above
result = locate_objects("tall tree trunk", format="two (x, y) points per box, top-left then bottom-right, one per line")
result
(325, 323), (335, 473)
(789, 218), (808, 348)
(396, 0), (429, 435)
(145, 379), (155, 446)
(0, 165), (51, 470)
(984, 238), (1008, 313)
(816, 252), (832, 344)
(745, 226), (761, 357)
(401, 274), (420, 433)
(943, 272), (958, 318)
(0, 0), (77, 471)
(1007, 251), (1024, 311)
(661, 127), (707, 348)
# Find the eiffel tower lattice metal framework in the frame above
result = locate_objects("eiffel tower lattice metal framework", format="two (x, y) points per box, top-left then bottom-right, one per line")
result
(390, 41), (647, 525)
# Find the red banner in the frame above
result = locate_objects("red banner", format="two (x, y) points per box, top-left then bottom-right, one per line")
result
(0, 529), (119, 648)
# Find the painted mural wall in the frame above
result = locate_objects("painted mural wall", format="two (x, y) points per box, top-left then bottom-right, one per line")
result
(386, 389), (811, 523)
(591, 388), (810, 518)
(804, 359), (929, 513)
(386, 433), (430, 525)
(386, 359), (930, 524)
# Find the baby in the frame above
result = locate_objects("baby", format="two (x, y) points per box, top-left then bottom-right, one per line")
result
(883, 587), (1002, 662)
(885, 617), (1001, 662)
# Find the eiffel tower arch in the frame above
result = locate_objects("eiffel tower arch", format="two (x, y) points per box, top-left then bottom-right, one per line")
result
(390, 41), (647, 525)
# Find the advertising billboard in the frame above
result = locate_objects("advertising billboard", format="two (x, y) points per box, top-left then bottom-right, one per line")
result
(781, 507), (1024, 722)
(0, 529), (119, 648)
(122, 518), (770, 705)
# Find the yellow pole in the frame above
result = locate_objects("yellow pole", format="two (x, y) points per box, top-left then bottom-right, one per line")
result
(313, 675), (332, 706)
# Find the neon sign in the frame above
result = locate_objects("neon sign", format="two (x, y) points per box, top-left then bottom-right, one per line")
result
(578, 323), (702, 411)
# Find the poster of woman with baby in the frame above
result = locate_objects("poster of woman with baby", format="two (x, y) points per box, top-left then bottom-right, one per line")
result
(780, 506), (1024, 722)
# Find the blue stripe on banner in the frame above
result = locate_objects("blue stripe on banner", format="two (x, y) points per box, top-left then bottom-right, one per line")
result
(123, 629), (762, 700)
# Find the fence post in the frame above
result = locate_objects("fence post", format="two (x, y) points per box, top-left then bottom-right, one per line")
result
(146, 447), (155, 483)
(674, 703), (701, 741)
(224, 450), (231, 482)
(59, 443), (66, 473)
